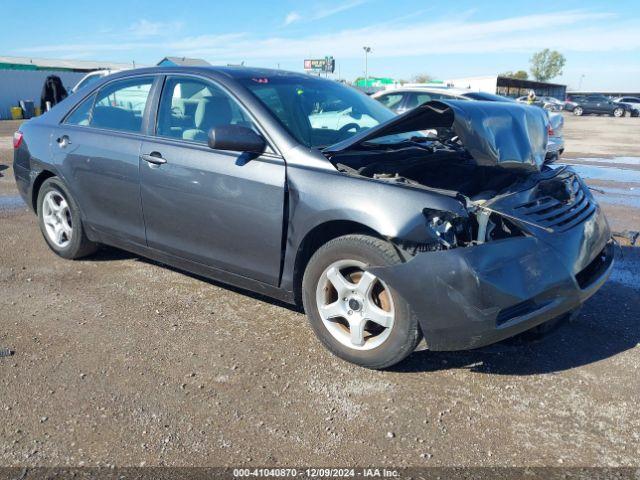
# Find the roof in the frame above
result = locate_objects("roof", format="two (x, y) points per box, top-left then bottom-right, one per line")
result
(157, 57), (211, 67)
(496, 76), (565, 88)
(568, 90), (640, 96)
(106, 65), (320, 81)
(0, 55), (133, 72)
(447, 75), (566, 88)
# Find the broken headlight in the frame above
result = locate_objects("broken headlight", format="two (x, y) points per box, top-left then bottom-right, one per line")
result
(422, 208), (472, 249)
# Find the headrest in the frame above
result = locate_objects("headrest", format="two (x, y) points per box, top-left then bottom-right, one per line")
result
(194, 96), (232, 129)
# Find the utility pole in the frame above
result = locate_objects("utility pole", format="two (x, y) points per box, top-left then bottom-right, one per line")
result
(578, 74), (585, 91)
(363, 46), (371, 88)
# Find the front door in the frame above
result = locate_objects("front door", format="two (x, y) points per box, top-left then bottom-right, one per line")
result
(139, 75), (286, 285)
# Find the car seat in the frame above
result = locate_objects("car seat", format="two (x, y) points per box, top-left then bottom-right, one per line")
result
(183, 96), (232, 142)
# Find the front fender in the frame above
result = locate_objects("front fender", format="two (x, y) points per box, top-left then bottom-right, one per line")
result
(280, 165), (467, 292)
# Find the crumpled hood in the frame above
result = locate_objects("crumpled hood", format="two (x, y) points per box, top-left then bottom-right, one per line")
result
(325, 100), (549, 171)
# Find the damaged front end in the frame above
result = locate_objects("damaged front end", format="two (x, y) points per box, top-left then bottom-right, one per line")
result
(325, 100), (553, 252)
(325, 100), (614, 350)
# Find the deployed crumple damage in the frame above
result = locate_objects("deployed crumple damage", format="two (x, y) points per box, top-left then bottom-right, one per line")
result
(324, 100), (569, 250)
(325, 100), (549, 171)
(323, 100), (613, 350)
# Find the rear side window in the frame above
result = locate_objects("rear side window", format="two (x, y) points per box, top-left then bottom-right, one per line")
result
(91, 77), (153, 133)
(406, 92), (436, 109)
(65, 93), (96, 126)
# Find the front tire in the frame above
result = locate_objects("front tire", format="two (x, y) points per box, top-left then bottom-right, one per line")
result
(573, 106), (584, 116)
(37, 177), (98, 259)
(302, 235), (422, 369)
(613, 107), (625, 118)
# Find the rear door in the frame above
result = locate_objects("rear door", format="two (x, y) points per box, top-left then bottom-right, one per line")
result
(54, 75), (156, 245)
(587, 96), (606, 113)
(139, 75), (286, 285)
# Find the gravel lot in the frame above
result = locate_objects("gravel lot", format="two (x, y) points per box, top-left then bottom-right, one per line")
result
(1, 114), (639, 468)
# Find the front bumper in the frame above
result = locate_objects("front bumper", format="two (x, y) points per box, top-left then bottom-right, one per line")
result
(371, 207), (613, 351)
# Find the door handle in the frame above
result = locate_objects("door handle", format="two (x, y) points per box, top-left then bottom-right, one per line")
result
(140, 152), (167, 165)
(56, 135), (71, 148)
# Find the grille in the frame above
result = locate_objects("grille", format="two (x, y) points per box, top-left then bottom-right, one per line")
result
(515, 176), (595, 232)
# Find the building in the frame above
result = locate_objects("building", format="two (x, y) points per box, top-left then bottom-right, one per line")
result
(353, 77), (395, 94)
(0, 55), (132, 119)
(445, 75), (567, 99)
(157, 57), (211, 67)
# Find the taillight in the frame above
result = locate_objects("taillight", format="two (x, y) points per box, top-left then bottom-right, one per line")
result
(12, 131), (23, 149)
(547, 124), (555, 137)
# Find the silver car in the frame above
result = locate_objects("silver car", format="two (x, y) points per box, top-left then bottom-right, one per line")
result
(374, 87), (565, 162)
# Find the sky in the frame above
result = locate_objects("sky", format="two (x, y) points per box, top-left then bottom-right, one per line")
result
(2, 0), (639, 91)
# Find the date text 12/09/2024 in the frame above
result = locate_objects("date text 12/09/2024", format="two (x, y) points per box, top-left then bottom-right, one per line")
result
(233, 468), (400, 478)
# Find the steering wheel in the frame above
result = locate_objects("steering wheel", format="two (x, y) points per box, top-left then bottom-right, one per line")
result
(338, 123), (361, 135)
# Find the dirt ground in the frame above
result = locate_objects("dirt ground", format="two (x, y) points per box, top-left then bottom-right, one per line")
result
(1, 114), (639, 468)
(561, 114), (640, 158)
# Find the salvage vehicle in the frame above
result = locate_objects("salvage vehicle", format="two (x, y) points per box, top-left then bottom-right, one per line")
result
(373, 87), (565, 162)
(564, 95), (629, 117)
(613, 96), (640, 116)
(13, 67), (613, 369)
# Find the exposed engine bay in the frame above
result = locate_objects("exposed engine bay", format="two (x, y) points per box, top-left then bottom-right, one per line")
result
(332, 135), (527, 200)
(328, 128), (581, 254)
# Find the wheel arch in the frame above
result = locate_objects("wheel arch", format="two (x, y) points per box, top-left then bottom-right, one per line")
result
(292, 220), (389, 306)
(31, 169), (57, 213)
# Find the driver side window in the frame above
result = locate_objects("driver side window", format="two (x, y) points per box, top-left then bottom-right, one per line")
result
(156, 77), (255, 144)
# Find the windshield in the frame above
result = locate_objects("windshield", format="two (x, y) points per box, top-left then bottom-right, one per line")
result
(238, 75), (396, 148)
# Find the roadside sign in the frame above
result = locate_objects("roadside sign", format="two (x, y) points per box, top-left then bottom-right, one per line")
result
(304, 57), (335, 73)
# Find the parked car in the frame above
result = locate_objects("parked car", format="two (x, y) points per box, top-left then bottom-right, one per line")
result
(516, 95), (564, 112)
(373, 87), (564, 162)
(371, 86), (463, 114)
(613, 96), (640, 115)
(13, 67), (613, 369)
(72, 69), (124, 93)
(564, 95), (629, 117)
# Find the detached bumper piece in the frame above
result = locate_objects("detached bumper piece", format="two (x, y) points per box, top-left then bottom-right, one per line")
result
(370, 209), (613, 351)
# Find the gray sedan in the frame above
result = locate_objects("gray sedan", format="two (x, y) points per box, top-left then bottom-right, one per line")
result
(13, 67), (613, 368)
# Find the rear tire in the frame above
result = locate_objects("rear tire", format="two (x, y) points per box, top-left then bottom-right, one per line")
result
(302, 234), (422, 369)
(37, 177), (98, 259)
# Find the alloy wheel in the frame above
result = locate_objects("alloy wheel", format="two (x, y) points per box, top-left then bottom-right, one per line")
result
(42, 190), (73, 248)
(315, 259), (394, 351)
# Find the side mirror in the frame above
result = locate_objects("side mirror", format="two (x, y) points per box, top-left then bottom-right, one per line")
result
(208, 125), (266, 154)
